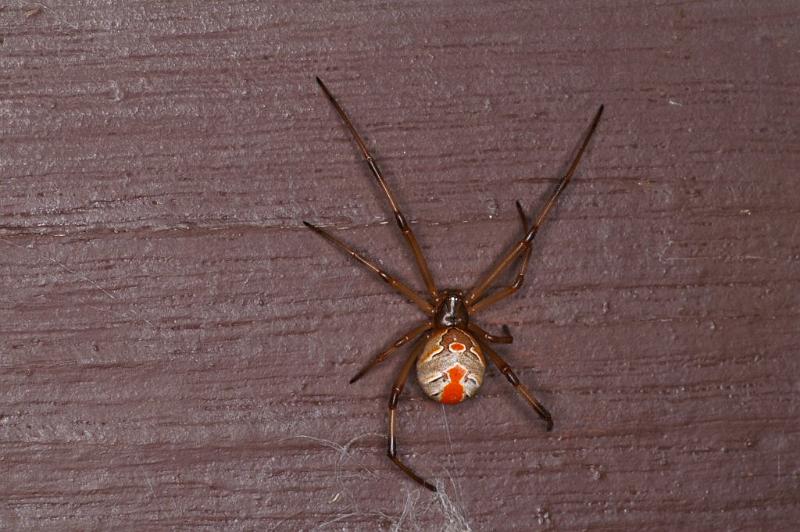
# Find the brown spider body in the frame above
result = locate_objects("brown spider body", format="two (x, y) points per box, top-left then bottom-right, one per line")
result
(306, 77), (603, 491)
(417, 327), (486, 405)
(417, 289), (485, 404)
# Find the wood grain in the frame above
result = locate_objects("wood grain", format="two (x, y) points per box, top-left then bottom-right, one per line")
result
(2, 1), (799, 530)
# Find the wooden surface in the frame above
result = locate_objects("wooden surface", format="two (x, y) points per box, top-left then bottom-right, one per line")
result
(2, 1), (799, 530)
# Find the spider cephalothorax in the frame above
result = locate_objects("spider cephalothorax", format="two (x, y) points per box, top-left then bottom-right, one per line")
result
(433, 289), (469, 328)
(305, 77), (603, 491)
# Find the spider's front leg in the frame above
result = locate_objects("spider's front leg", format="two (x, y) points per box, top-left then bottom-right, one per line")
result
(387, 333), (437, 491)
(469, 201), (533, 315)
(465, 105), (604, 313)
(303, 221), (433, 315)
(316, 77), (439, 300)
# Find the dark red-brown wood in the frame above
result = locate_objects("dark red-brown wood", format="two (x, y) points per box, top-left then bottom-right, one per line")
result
(2, 1), (799, 530)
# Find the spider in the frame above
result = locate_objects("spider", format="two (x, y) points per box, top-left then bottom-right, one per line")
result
(305, 77), (603, 491)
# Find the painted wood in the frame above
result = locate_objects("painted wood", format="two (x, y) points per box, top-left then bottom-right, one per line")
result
(2, 1), (799, 529)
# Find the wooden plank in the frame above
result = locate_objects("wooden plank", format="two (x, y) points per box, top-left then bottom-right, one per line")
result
(2, 1), (799, 529)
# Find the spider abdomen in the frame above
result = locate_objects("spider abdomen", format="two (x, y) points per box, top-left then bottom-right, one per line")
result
(416, 328), (486, 405)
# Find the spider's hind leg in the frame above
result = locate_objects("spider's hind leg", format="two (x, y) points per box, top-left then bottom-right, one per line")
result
(476, 338), (554, 431)
(387, 333), (437, 491)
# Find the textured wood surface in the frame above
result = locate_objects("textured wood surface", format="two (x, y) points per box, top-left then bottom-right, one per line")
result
(2, 1), (799, 530)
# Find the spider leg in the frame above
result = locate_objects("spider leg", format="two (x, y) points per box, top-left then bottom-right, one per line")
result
(465, 105), (604, 309)
(388, 333), (437, 491)
(515, 199), (530, 229)
(470, 201), (532, 314)
(317, 77), (439, 300)
(476, 338), (554, 431)
(303, 222), (433, 315)
(468, 322), (513, 344)
(350, 321), (432, 384)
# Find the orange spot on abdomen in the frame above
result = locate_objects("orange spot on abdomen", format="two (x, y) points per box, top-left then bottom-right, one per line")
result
(440, 365), (467, 405)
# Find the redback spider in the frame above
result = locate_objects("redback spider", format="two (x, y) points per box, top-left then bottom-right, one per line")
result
(305, 77), (603, 491)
